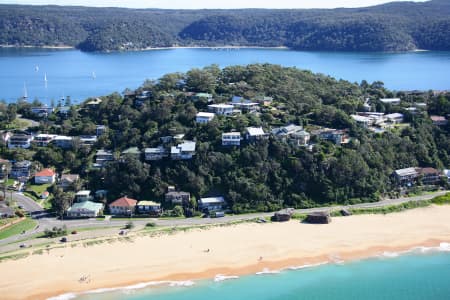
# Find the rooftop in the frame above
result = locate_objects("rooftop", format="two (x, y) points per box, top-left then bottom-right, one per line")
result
(76, 190), (91, 196)
(395, 167), (418, 177)
(138, 201), (161, 207)
(200, 197), (225, 204)
(35, 168), (55, 177)
(110, 196), (138, 207)
(197, 112), (215, 118)
(247, 127), (265, 136)
(68, 201), (103, 212)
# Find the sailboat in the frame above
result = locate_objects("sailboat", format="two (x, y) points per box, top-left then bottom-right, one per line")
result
(44, 73), (48, 88)
(92, 71), (96, 79)
(22, 82), (28, 100)
(35, 65), (39, 72)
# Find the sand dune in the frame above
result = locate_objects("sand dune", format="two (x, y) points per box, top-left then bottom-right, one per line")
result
(1, 205), (450, 300)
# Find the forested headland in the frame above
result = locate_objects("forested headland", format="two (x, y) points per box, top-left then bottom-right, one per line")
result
(3, 63), (450, 213)
(0, 0), (449, 52)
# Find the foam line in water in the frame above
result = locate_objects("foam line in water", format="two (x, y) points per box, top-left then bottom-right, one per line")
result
(285, 261), (329, 270)
(256, 268), (281, 275)
(214, 274), (240, 282)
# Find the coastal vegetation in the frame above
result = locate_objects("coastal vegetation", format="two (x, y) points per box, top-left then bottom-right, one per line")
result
(2, 63), (450, 214)
(0, 218), (37, 240)
(0, 0), (449, 52)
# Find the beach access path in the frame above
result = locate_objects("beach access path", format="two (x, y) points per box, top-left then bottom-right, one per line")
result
(0, 190), (447, 253)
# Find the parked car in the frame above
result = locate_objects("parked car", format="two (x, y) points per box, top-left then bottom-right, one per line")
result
(19, 243), (27, 248)
(60, 237), (67, 243)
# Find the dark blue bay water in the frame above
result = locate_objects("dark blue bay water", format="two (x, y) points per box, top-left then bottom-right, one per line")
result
(1, 48), (450, 104)
(69, 250), (450, 300)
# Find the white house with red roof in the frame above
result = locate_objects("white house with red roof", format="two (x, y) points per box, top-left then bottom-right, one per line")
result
(109, 196), (138, 216)
(34, 168), (56, 184)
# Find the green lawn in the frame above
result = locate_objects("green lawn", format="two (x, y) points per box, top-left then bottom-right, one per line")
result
(27, 184), (51, 195)
(0, 218), (37, 240)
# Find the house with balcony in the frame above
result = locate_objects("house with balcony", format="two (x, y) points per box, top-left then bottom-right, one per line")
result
(208, 104), (234, 116)
(8, 134), (33, 149)
(53, 136), (73, 149)
(33, 134), (57, 147)
(59, 174), (80, 190)
(199, 197), (225, 213)
(196, 112), (215, 124)
(314, 128), (350, 145)
(245, 127), (268, 142)
(144, 147), (168, 161)
(75, 190), (92, 202)
(137, 201), (162, 217)
(393, 167), (419, 186)
(171, 141), (196, 160)
(271, 125), (310, 147)
(418, 167), (441, 185)
(95, 149), (114, 167)
(380, 98), (401, 106)
(96, 125), (107, 136)
(430, 116), (448, 126)
(11, 160), (32, 179)
(165, 190), (191, 206)
(222, 132), (241, 146)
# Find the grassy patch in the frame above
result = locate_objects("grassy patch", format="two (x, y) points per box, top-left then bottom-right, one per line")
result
(0, 252), (29, 262)
(0, 218), (37, 240)
(349, 200), (431, 215)
(431, 193), (450, 205)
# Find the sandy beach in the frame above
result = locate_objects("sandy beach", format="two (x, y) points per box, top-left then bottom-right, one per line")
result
(1, 205), (450, 300)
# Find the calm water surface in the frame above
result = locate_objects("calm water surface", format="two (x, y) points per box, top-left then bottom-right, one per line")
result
(1, 48), (450, 104)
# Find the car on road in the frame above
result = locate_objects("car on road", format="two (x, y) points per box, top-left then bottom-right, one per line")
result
(60, 237), (67, 243)
(19, 243), (27, 248)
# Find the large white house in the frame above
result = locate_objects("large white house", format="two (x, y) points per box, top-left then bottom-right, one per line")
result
(208, 104), (234, 116)
(222, 132), (241, 146)
(196, 112), (215, 124)
(199, 197), (225, 212)
(171, 141), (196, 160)
(8, 134), (33, 149)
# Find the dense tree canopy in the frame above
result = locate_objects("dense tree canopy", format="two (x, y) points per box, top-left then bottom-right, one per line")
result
(0, 0), (449, 51)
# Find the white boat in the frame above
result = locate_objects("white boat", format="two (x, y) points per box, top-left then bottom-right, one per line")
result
(22, 82), (28, 100)
(35, 65), (39, 72)
(44, 73), (48, 88)
(92, 71), (96, 79)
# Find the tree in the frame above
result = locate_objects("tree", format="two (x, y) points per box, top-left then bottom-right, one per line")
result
(52, 188), (73, 218)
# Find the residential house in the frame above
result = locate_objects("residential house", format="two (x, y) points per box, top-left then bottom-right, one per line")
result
(75, 190), (92, 202)
(271, 125), (310, 146)
(57, 106), (71, 118)
(222, 132), (241, 146)
(246, 127), (268, 142)
(11, 160), (32, 179)
(255, 96), (273, 106)
(231, 100), (259, 113)
(109, 196), (138, 216)
(393, 167), (419, 186)
(33, 134), (57, 147)
(59, 174), (80, 190)
(121, 147), (141, 160)
(194, 93), (213, 102)
(8, 134), (33, 149)
(418, 168), (441, 185)
(86, 98), (102, 109)
(430, 116), (448, 126)
(0, 159), (9, 180)
(315, 129), (350, 145)
(199, 197), (225, 213)
(66, 201), (104, 218)
(351, 115), (373, 128)
(208, 104), (234, 116)
(144, 147), (168, 161)
(96, 125), (107, 136)
(34, 168), (56, 184)
(165, 190), (191, 206)
(196, 112), (215, 124)
(31, 106), (54, 117)
(385, 113), (404, 124)
(380, 98), (401, 106)
(0, 203), (14, 218)
(171, 141), (196, 160)
(95, 149), (114, 167)
(52, 136), (73, 149)
(137, 201), (162, 217)
(79, 135), (97, 147)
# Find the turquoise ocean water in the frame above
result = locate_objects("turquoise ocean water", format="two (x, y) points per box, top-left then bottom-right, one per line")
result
(1, 48), (450, 104)
(61, 246), (450, 300)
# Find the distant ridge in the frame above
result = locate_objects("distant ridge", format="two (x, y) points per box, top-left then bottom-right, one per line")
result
(0, 0), (448, 52)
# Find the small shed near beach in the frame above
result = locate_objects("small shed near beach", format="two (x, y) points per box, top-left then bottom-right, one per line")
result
(305, 212), (331, 224)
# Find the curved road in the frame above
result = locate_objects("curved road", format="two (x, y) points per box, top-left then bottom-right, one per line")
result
(1, 190), (447, 250)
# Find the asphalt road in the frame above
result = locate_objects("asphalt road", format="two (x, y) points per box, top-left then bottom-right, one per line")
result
(1, 190), (447, 250)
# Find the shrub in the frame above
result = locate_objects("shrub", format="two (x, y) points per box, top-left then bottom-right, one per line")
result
(146, 222), (156, 227)
(124, 221), (135, 229)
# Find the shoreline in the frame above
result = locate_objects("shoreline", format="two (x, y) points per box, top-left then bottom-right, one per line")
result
(46, 239), (450, 300)
(1, 205), (450, 299)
